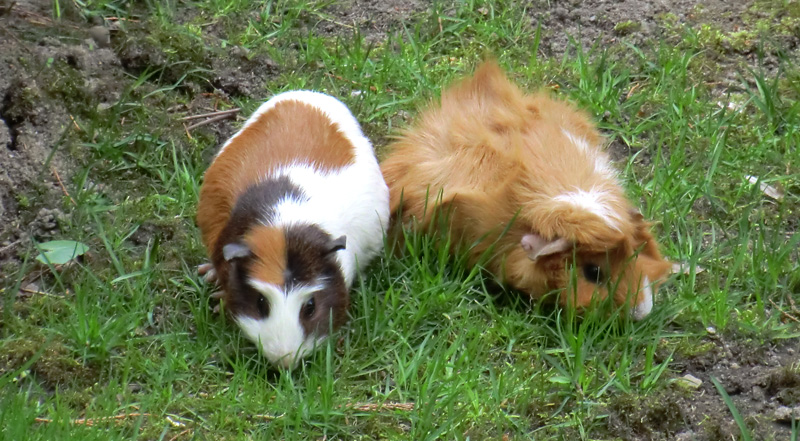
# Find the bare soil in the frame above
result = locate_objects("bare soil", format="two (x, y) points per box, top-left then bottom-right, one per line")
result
(1, 0), (798, 439)
(607, 336), (800, 441)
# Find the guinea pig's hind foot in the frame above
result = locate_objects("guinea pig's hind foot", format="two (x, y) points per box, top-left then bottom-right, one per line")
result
(198, 263), (218, 284)
(210, 290), (224, 299)
(210, 291), (224, 314)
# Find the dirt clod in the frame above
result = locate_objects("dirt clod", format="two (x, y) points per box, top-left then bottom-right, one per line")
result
(766, 368), (800, 406)
(774, 405), (800, 422)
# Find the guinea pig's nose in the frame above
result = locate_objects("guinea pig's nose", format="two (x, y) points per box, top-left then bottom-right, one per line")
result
(630, 276), (654, 321)
(274, 354), (297, 370)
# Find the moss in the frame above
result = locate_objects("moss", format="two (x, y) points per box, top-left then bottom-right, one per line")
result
(614, 20), (642, 36)
(676, 340), (716, 358)
(15, 194), (31, 209)
(2, 79), (41, 127)
(0, 333), (101, 389)
(44, 64), (98, 118)
(606, 391), (686, 439)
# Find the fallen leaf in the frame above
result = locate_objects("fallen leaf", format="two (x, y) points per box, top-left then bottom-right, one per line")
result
(745, 175), (784, 200)
(671, 262), (706, 275)
(675, 374), (703, 390)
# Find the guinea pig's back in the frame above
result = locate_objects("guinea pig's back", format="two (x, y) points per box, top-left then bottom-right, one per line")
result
(267, 93), (388, 286)
(198, 91), (385, 269)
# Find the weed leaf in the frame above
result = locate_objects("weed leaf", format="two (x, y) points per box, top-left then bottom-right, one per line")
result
(35, 240), (89, 265)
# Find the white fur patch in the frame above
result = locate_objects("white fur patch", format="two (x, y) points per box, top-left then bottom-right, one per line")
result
(561, 129), (618, 181)
(553, 188), (623, 231)
(236, 280), (324, 369)
(593, 155), (617, 181)
(631, 276), (654, 320)
(267, 161), (389, 288)
(561, 128), (591, 153)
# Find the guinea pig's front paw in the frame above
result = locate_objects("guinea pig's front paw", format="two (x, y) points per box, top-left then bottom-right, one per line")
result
(197, 262), (218, 284)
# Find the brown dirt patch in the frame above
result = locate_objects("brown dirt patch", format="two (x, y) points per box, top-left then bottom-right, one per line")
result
(606, 337), (800, 440)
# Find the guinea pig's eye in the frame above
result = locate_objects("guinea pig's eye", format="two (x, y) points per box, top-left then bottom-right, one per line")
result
(257, 295), (269, 317)
(582, 264), (603, 284)
(302, 297), (316, 319)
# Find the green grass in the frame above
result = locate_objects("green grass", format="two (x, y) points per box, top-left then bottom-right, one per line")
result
(2, 0), (799, 439)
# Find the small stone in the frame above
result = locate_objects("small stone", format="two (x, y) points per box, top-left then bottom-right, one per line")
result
(674, 431), (697, 441)
(730, 362), (740, 369)
(706, 326), (716, 335)
(88, 26), (111, 48)
(752, 385), (766, 401)
(676, 374), (703, 390)
(774, 406), (800, 422)
(230, 46), (250, 58)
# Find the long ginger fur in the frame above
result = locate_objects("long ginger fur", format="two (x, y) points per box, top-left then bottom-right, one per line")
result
(381, 61), (671, 315)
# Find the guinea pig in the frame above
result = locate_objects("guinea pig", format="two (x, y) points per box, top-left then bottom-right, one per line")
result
(380, 61), (672, 320)
(196, 90), (389, 368)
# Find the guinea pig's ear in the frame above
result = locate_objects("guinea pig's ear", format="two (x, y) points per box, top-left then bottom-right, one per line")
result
(629, 208), (645, 223)
(327, 235), (347, 254)
(521, 233), (571, 261)
(223, 242), (251, 261)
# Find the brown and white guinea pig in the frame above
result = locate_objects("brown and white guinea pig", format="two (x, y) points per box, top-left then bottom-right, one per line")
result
(380, 61), (672, 320)
(196, 90), (389, 369)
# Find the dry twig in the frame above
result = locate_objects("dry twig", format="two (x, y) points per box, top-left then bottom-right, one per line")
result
(185, 113), (237, 131)
(348, 402), (415, 412)
(788, 295), (798, 315)
(20, 285), (62, 298)
(179, 108), (240, 122)
(167, 429), (193, 441)
(0, 239), (21, 255)
(51, 166), (76, 205)
(626, 82), (642, 99)
(34, 412), (151, 426)
(770, 299), (800, 324)
(106, 16), (140, 22)
(253, 413), (285, 421)
(68, 114), (82, 132)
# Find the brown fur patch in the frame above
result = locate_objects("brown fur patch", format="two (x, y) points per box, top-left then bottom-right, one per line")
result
(283, 224), (349, 336)
(243, 225), (287, 287)
(381, 60), (672, 312)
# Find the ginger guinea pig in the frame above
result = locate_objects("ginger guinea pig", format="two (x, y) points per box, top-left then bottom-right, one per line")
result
(381, 61), (671, 320)
(197, 90), (389, 368)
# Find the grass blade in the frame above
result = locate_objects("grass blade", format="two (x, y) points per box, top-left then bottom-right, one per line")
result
(711, 376), (753, 441)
